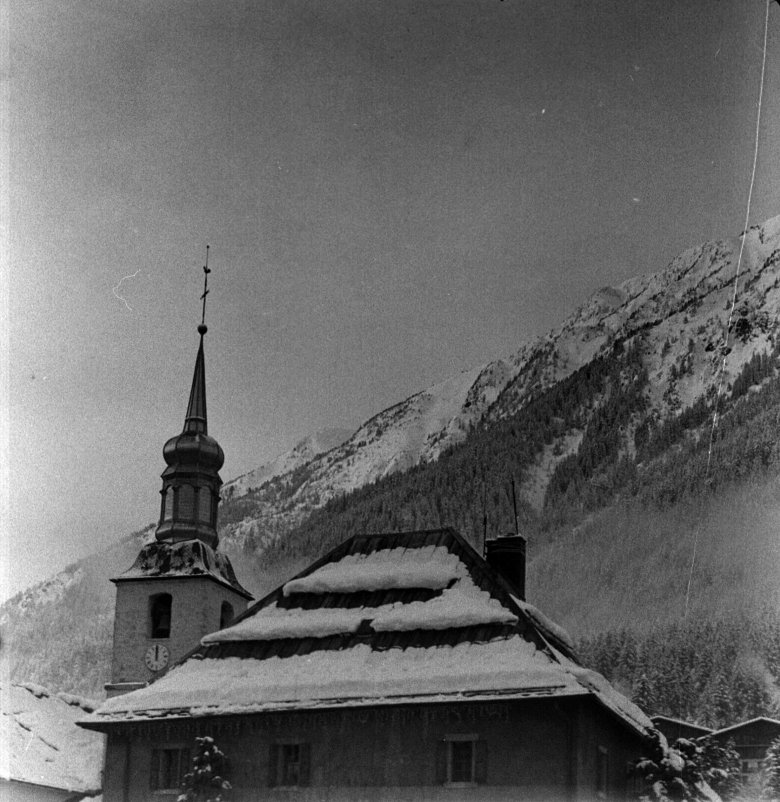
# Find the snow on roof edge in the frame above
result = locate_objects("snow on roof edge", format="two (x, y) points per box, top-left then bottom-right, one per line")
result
(651, 714), (712, 732)
(709, 716), (780, 736)
(544, 646), (653, 738)
(80, 685), (589, 728)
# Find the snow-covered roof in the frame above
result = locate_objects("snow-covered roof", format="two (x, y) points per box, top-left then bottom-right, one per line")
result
(651, 714), (713, 733)
(86, 637), (586, 721)
(83, 529), (653, 738)
(1, 682), (104, 794)
(282, 545), (462, 595)
(710, 717), (780, 737)
(113, 538), (251, 599)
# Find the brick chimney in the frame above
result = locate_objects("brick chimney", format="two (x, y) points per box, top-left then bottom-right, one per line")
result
(485, 534), (526, 600)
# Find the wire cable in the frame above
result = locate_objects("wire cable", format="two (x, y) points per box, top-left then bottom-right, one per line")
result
(684, 0), (771, 617)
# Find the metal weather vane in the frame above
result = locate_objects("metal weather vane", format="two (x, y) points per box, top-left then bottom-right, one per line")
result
(199, 245), (211, 331)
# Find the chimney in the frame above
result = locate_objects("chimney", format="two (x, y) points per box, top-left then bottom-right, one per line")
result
(485, 534), (526, 600)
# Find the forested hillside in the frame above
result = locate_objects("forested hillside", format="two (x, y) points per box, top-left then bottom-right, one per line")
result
(579, 610), (780, 730)
(258, 334), (780, 585)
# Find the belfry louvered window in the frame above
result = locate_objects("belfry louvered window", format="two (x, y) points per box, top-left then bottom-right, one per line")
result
(162, 487), (174, 521)
(150, 593), (172, 639)
(198, 488), (212, 523)
(178, 485), (195, 520)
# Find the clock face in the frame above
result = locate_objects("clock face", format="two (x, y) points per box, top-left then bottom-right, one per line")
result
(145, 643), (170, 672)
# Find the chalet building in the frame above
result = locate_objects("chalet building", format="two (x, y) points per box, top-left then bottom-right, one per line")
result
(83, 528), (655, 801)
(79, 281), (656, 800)
(650, 715), (712, 744)
(709, 717), (780, 780)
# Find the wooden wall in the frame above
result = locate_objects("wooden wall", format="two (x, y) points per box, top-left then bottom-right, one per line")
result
(101, 696), (646, 802)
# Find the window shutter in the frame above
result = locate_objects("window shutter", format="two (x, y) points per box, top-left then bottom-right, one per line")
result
(435, 740), (448, 784)
(179, 749), (191, 787)
(299, 742), (312, 786)
(268, 743), (279, 788)
(475, 739), (488, 784)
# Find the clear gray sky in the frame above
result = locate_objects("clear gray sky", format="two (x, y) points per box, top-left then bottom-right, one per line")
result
(5, 0), (780, 599)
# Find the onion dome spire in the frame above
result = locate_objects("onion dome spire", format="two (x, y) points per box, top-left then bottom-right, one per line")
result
(155, 248), (224, 548)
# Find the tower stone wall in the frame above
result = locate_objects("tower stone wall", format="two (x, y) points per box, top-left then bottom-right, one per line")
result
(109, 576), (248, 694)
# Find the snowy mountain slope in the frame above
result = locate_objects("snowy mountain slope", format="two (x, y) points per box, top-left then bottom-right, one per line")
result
(290, 361), (515, 495)
(216, 357), (525, 552)
(222, 428), (352, 499)
(222, 215), (780, 541)
(493, 219), (780, 423)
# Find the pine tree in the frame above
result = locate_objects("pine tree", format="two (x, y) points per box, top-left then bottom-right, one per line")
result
(697, 736), (742, 801)
(177, 736), (231, 802)
(633, 673), (656, 715)
(764, 737), (780, 801)
(633, 732), (711, 802)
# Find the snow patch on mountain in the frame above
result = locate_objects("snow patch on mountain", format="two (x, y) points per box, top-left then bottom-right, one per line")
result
(493, 216), (780, 423)
(223, 428), (352, 499)
(284, 361), (520, 508)
(0, 568), (84, 626)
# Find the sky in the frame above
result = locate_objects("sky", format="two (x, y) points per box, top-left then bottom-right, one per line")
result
(4, 0), (780, 600)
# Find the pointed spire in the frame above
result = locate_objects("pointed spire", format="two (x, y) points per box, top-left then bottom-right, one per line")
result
(183, 247), (211, 434)
(184, 333), (208, 434)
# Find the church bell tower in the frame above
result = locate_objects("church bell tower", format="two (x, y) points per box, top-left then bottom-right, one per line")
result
(106, 252), (252, 697)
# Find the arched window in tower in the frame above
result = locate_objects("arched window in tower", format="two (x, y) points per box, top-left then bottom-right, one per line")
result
(178, 485), (195, 521)
(220, 601), (234, 629)
(150, 593), (172, 639)
(162, 487), (174, 521)
(198, 488), (212, 523)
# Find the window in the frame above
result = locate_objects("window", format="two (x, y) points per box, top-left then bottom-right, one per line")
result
(162, 487), (174, 521)
(437, 735), (487, 786)
(220, 602), (234, 629)
(198, 488), (212, 523)
(269, 742), (311, 787)
(178, 485), (196, 521)
(150, 747), (190, 791)
(150, 593), (172, 639)
(596, 746), (609, 798)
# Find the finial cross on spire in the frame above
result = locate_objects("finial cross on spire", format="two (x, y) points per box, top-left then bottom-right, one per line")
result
(199, 245), (211, 334)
